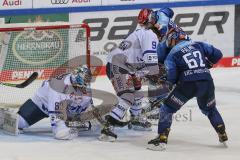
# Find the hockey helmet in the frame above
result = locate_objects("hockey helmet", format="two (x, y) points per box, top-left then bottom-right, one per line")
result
(165, 28), (190, 48)
(149, 8), (174, 26)
(138, 8), (153, 25)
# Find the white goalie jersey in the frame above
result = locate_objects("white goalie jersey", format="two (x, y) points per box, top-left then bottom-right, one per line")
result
(107, 26), (159, 75)
(1, 66), (93, 140)
(31, 74), (92, 129)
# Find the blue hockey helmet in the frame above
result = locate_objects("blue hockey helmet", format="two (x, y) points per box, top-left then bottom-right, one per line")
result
(149, 7), (174, 26)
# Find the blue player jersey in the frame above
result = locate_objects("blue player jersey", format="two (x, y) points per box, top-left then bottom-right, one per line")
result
(157, 42), (170, 64)
(164, 41), (223, 84)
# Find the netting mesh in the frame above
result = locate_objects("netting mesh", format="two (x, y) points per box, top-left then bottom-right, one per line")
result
(0, 24), (90, 107)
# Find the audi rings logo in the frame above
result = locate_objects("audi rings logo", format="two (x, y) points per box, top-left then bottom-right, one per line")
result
(51, 0), (69, 4)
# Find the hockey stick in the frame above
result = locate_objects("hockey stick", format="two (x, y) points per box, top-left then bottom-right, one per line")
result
(0, 72), (38, 88)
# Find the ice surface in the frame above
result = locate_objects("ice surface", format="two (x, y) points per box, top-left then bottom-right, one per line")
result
(0, 68), (240, 160)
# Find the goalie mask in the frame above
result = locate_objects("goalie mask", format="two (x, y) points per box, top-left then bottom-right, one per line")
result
(71, 65), (92, 91)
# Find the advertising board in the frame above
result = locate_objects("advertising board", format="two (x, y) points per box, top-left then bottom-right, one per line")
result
(70, 5), (234, 66)
(102, 0), (168, 5)
(33, 0), (101, 8)
(0, 0), (32, 10)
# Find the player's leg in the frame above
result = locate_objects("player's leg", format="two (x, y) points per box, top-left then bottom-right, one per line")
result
(196, 80), (228, 145)
(1, 82), (49, 135)
(99, 63), (135, 141)
(147, 82), (195, 150)
(129, 91), (152, 131)
(18, 99), (48, 129)
(100, 96), (132, 141)
(18, 81), (49, 129)
(0, 99), (48, 135)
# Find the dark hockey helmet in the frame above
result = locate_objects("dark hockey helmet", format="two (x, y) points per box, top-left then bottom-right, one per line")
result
(138, 8), (153, 25)
(166, 28), (190, 48)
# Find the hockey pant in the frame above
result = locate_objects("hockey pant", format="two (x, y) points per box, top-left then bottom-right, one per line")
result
(106, 63), (144, 125)
(157, 80), (225, 134)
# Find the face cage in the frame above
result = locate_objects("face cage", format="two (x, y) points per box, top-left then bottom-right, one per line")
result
(149, 11), (158, 26)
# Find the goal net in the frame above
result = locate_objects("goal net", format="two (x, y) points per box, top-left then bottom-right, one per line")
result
(0, 22), (90, 108)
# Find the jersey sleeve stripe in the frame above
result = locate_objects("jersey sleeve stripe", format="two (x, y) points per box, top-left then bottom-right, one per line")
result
(143, 50), (157, 56)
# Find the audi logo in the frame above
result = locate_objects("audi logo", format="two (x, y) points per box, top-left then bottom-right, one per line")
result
(51, 0), (69, 4)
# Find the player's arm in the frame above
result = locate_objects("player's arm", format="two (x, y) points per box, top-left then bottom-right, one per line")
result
(140, 31), (159, 76)
(164, 53), (178, 84)
(157, 42), (170, 64)
(199, 42), (223, 67)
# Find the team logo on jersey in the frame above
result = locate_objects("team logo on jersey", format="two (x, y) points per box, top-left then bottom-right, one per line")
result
(118, 40), (132, 51)
(12, 29), (63, 65)
(51, 0), (69, 4)
(146, 54), (158, 63)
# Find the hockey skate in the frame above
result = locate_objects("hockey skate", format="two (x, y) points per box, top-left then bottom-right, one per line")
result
(98, 115), (119, 142)
(147, 128), (170, 151)
(216, 124), (228, 147)
(98, 124), (117, 142)
(128, 115), (152, 131)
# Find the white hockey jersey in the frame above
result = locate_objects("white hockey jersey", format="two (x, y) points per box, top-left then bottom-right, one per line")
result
(31, 73), (92, 130)
(107, 26), (159, 75)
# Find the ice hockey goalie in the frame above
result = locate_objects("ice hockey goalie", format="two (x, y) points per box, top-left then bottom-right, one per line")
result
(0, 65), (93, 140)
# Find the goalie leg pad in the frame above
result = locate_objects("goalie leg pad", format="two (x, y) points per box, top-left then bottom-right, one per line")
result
(3, 110), (19, 135)
(0, 109), (19, 135)
(18, 99), (48, 126)
(0, 108), (5, 128)
(109, 97), (131, 125)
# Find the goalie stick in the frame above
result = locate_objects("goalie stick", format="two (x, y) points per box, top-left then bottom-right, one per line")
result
(0, 72), (38, 88)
